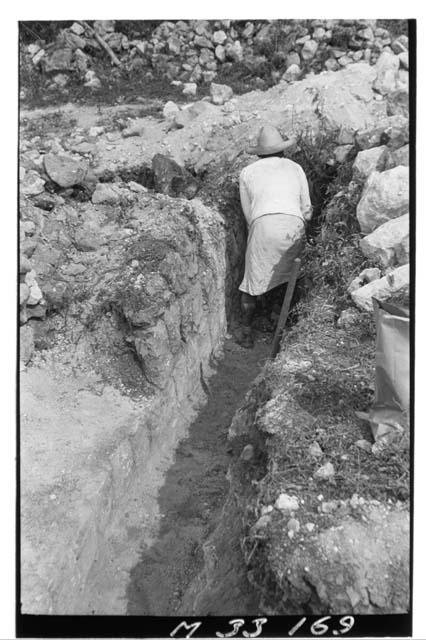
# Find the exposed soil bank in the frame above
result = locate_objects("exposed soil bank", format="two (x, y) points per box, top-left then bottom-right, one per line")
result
(126, 337), (269, 615)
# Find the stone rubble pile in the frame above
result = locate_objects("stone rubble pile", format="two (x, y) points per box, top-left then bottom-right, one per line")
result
(23, 19), (409, 94)
(332, 114), (410, 313)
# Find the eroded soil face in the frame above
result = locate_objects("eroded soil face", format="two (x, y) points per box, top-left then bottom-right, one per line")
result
(126, 337), (269, 615)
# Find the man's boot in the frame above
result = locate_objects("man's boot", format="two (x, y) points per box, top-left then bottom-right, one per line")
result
(239, 294), (256, 348)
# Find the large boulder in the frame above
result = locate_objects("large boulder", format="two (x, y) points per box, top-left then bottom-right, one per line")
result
(389, 144), (409, 168)
(351, 264), (409, 312)
(360, 214), (409, 268)
(352, 145), (389, 180)
(356, 166), (409, 234)
(151, 154), (199, 199)
(314, 64), (386, 137)
(373, 51), (400, 95)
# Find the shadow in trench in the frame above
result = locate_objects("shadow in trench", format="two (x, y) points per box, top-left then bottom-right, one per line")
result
(125, 337), (270, 616)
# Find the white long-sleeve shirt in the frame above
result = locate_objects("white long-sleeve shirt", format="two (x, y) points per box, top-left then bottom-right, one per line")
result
(239, 157), (312, 226)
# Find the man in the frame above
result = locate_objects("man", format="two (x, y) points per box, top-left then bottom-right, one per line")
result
(238, 124), (312, 347)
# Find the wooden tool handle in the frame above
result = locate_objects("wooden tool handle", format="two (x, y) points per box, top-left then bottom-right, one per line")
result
(270, 258), (301, 358)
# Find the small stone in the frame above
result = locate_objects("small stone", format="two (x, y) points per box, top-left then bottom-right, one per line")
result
(240, 444), (255, 461)
(27, 283), (43, 306)
(225, 41), (243, 62)
(122, 120), (144, 138)
(287, 518), (300, 532)
(321, 500), (338, 513)
(301, 39), (318, 60)
(84, 70), (101, 89)
(182, 82), (197, 96)
(88, 126), (104, 137)
(309, 441), (323, 458)
(128, 181), (147, 193)
(70, 22), (85, 36)
(91, 183), (122, 204)
(213, 30), (227, 45)
(314, 462), (335, 481)
(275, 493), (299, 512)
(251, 514), (271, 532)
(282, 64), (301, 82)
(21, 170), (45, 196)
(334, 144), (353, 163)
(215, 44), (226, 62)
(356, 439), (373, 453)
(163, 100), (180, 119)
(210, 82), (233, 105)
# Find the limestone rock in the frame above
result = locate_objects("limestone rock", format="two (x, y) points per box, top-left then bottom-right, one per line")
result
(213, 30), (227, 45)
(389, 144), (409, 168)
(225, 41), (243, 62)
(44, 154), (88, 188)
(27, 282), (43, 306)
(20, 283), (30, 306)
(21, 170), (45, 196)
(84, 70), (101, 89)
(122, 119), (144, 138)
(334, 145), (353, 163)
(359, 214), (409, 268)
(301, 39), (319, 60)
(355, 122), (388, 150)
(384, 115), (409, 150)
(356, 166), (409, 233)
(210, 82), (233, 105)
(275, 494), (299, 512)
(351, 264), (409, 312)
(151, 153), (198, 199)
(44, 48), (73, 72)
(373, 51), (400, 95)
(352, 145), (389, 179)
(215, 44), (226, 62)
(314, 462), (335, 481)
(286, 51), (300, 68)
(163, 100), (180, 119)
(282, 64), (301, 82)
(182, 82), (197, 96)
(91, 183), (122, 205)
(348, 267), (382, 294)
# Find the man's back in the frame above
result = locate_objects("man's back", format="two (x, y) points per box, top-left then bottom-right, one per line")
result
(239, 157), (311, 225)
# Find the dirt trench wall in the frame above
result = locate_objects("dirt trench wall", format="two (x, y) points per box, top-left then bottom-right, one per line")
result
(20, 191), (229, 614)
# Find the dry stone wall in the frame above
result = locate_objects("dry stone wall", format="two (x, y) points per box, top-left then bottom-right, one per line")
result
(22, 20), (409, 95)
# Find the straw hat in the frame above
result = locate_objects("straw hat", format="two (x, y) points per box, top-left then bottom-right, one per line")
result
(249, 124), (296, 156)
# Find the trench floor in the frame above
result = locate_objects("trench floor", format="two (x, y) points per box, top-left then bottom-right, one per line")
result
(126, 335), (270, 615)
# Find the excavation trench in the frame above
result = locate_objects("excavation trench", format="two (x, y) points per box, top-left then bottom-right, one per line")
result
(126, 337), (269, 615)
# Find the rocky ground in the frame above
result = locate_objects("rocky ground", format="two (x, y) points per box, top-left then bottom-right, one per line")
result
(19, 19), (410, 617)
